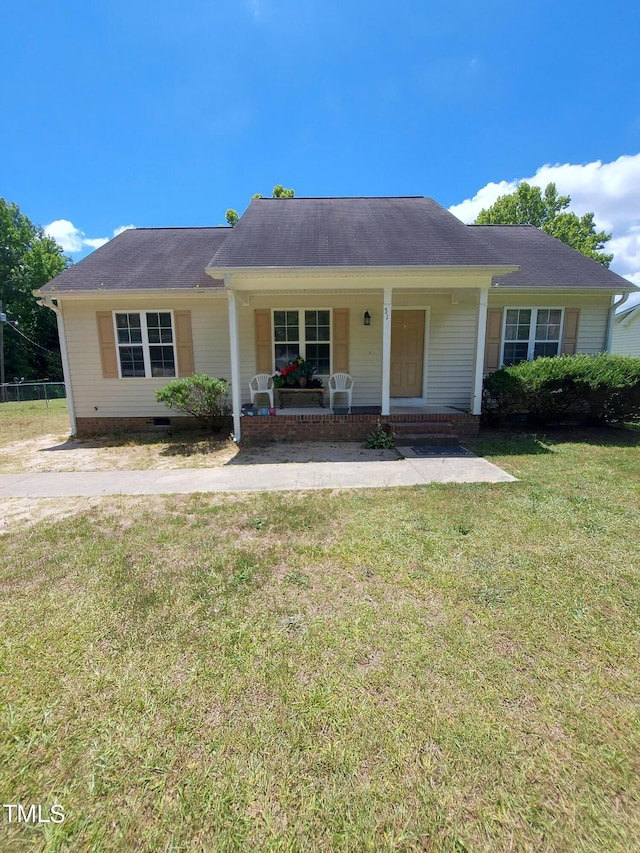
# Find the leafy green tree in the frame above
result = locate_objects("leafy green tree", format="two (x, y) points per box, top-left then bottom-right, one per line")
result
(225, 209), (239, 227)
(225, 184), (295, 227)
(475, 182), (613, 267)
(0, 199), (70, 381)
(271, 184), (295, 198)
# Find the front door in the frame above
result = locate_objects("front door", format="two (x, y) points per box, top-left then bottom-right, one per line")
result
(390, 310), (425, 397)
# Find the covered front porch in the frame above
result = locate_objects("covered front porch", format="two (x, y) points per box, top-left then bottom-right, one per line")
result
(217, 271), (499, 443)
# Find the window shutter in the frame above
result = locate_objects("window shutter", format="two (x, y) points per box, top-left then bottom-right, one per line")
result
(97, 312), (118, 378)
(333, 308), (349, 373)
(484, 308), (503, 374)
(561, 309), (580, 355)
(254, 309), (272, 373)
(174, 310), (195, 376)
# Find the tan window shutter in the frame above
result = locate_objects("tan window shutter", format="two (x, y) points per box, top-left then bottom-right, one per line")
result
(484, 308), (503, 374)
(561, 309), (580, 355)
(174, 310), (195, 376)
(333, 308), (349, 373)
(254, 309), (272, 373)
(97, 311), (118, 378)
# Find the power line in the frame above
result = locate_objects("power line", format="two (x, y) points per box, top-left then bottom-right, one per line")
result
(5, 320), (52, 353)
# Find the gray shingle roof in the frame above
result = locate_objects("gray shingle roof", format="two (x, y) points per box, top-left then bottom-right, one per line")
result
(473, 225), (637, 291)
(206, 196), (513, 268)
(39, 227), (229, 293)
(37, 205), (639, 296)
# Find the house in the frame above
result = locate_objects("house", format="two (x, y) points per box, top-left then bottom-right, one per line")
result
(612, 302), (640, 357)
(36, 196), (638, 442)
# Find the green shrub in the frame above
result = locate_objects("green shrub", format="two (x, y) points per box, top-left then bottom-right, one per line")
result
(483, 354), (640, 425)
(365, 421), (395, 449)
(155, 375), (232, 431)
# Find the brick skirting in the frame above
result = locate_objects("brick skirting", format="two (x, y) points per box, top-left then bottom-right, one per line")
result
(75, 416), (229, 435)
(75, 413), (479, 441)
(241, 412), (480, 443)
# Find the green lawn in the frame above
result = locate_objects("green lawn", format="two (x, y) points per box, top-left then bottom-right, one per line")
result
(1, 428), (639, 851)
(0, 399), (70, 447)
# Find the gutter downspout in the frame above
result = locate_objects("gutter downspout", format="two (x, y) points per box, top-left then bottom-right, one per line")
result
(605, 292), (630, 353)
(38, 295), (77, 436)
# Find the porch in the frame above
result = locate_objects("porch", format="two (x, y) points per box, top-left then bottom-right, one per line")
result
(240, 405), (480, 444)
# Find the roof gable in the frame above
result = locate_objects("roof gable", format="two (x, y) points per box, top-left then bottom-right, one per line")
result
(207, 196), (513, 269)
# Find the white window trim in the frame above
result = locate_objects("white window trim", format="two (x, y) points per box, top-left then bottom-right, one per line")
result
(112, 309), (177, 379)
(271, 307), (333, 375)
(501, 306), (564, 365)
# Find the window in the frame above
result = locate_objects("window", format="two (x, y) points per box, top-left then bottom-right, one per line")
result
(502, 308), (563, 366)
(114, 311), (176, 378)
(273, 309), (331, 374)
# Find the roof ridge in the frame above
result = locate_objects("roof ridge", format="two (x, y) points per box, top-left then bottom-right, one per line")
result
(253, 195), (429, 200)
(131, 226), (229, 231)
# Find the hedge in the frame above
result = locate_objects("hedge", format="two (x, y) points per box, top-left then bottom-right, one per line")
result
(482, 354), (640, 425)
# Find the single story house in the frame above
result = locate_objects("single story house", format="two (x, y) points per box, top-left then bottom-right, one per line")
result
(36, 196), (638, 442)
(612, 301), (640, 357)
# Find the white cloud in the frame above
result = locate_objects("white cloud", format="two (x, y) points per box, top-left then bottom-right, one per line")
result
(83, 237), (110, 250)
(44, 219), (86, 253)
(113, 224), (135, 238)
(44, 221), (136, 254)
(449, 153), (640, 288)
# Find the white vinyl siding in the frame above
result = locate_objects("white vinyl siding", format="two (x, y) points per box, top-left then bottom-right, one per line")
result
(424, 297), (477, 409)
(63, 296), (231, 418)
(238, 294), (377, 406)
(612, 310), (640, 356)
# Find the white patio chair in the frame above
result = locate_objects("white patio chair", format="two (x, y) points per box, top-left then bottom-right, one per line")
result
(249, 374), (274, 408)
(328, 373), (354, 412)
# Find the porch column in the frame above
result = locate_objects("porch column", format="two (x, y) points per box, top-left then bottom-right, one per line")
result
(381, 287), (392, 415)
(226, 278), (242, 442)
(472, 287), (489, 415)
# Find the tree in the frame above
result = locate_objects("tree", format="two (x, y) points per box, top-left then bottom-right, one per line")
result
(475, 182), (613, 267)
(225, 184), (295, 227)
(0, 199), (70, 381)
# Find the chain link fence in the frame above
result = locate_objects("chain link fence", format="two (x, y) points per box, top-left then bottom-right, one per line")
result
(0, 381), (67, 405)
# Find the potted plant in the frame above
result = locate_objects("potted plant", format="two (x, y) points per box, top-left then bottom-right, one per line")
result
(272, 358), (318, 388)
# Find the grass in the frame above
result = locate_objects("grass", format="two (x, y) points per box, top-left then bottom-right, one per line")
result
(0, 427), (639, 850)
(0, 399), (70, 447)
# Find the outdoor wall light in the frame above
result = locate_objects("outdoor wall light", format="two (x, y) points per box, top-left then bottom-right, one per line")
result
(363, 311), (371, 326)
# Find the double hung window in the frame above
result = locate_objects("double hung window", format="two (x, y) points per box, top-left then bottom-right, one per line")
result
(502, 308), (563, 366)
(273, 309), (331, 374)
(114, 311), (177, 378)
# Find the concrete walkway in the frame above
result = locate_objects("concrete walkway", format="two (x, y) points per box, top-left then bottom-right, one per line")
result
(0, 450), (515, 497)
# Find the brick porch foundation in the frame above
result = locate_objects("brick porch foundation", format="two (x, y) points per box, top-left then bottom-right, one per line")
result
(75, 413), (479, 442)
(241, 412), (479, 443)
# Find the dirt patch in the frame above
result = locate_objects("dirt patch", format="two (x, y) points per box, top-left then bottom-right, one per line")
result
(0, 496), (108, 536)
(0, 439), (399, 535)
(0, 433), (398, 474)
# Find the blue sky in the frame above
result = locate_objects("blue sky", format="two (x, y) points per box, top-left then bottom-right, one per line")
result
(3, 1), (640, 297)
